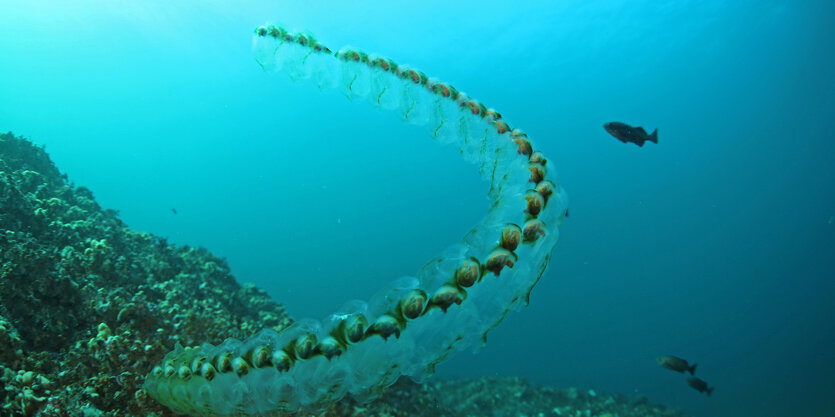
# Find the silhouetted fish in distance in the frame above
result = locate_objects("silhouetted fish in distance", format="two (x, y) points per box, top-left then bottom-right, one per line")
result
(604, 121), (658, 146)
(656, 355), (697, 375)
(686, 377), (714, 396)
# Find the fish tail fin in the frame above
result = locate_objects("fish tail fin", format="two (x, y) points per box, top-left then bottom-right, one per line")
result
(649, 128), (658, 144)
(707, 386), (714, 396)
(689, 363), (697, 375)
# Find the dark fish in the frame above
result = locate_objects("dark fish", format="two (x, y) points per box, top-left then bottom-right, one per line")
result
(171, 208), (177, 215)
(686, 377), (714, 396)
(656, 355), (697, 375)
(603, 121), (658, 146)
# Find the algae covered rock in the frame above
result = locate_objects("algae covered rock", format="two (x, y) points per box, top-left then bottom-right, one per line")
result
(0, 132), (293, 415)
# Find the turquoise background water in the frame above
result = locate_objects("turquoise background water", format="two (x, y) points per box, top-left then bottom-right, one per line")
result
(1, 1), (833, 416)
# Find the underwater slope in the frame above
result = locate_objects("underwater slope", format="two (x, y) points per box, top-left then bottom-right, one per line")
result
(0, 132), (292, 415)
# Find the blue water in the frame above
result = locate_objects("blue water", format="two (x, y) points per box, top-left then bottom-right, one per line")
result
(2, 1), (833, 416)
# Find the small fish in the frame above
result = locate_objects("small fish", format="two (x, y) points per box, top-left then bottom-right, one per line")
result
(603, 121), (658, 146)
(656, 355), (697, 375)
(686, 377), (714, 396)
(171, 208), (177, 215)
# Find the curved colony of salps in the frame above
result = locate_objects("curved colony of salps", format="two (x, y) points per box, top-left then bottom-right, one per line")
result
(142, 23), (569, 416)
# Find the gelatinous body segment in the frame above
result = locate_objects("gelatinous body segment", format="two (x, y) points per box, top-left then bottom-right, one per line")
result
(295, 32), (314, 47)
(529, 163), (546, 184)
(144, 23), (569, 417)
(431, 81), (457, 99)
(462, 99), (485, 117)
(530, 150), (547, 166)
(342, 314), (367, 344)
(500, 224), (523, 252)
(454, 257), (481, 288)
(494, 119), (511, 134)
(429, 285), (466, 312)
(369, 56), (396, 72)
(523, 219), (547, 243)
(200, 363), (216, 381)
(318, 337), (344, 359)
(294, 333), (317, 360)
(536, 180), (555, 203)
(367, 314), (402, 340)
(525, 190), (545, 217)
(401, 289), (428, 320)
(232, 357), (250, 376)
(485, 108), (502, 121)
(399, 66), (428, 85)
(177, 366), (191, 381)
(511, 129), (533, 157)
(248, 345), (272, 368)
(190, 356), (207, 374)
(514, 138), (533, 157)
(485, 249), (518, 276)
(272, 350), (292, 372)
(337, 48), (368, 64)
(214, 352), (232, 373)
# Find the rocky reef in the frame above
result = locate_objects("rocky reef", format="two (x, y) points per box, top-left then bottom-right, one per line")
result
(327, 377), (688, 417)
(0, 132), (292, 415)
(0, 132), (687, 417)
